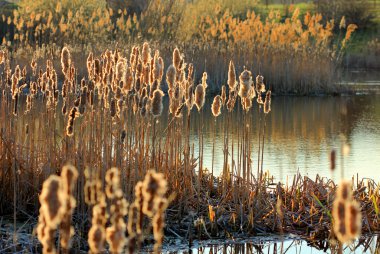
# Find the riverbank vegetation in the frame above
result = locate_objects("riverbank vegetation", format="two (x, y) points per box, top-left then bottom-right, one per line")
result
(0, 44), (377, 253)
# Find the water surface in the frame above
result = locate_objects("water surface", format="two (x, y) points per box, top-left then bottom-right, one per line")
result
(187, 95), (380, 182)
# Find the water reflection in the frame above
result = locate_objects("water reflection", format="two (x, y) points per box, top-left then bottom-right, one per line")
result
(160, 235), (380, 254)
(183, 95), (380, 182)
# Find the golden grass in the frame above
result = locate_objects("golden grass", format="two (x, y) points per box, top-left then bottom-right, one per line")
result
(0, 2), (357, 94)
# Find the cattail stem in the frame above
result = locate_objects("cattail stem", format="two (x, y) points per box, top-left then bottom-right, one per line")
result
(257, 106), (261, 179)
(260, 114), (267, 174)
(211, 117), (216, 192)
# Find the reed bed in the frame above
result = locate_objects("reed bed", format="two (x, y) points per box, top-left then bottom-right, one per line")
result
(0, 44), (377, 253)
(0, 2), (358, 94)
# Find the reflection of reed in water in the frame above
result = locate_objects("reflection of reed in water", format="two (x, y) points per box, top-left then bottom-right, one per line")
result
(187, 236), (380, 254)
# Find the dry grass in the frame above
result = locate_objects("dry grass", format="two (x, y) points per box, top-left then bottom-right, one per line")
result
(0, 43), (376, 253)
(0, 1), (358, 94)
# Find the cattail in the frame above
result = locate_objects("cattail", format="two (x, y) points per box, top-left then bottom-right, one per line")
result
(142, 42), (151, 66)
(255, 75), (266, 94)
(15, 65), (21, 80)
(37, 212), (56, 254)
(194, 84), (205, 112)
(105, 167), (128, 254)
(221, 85), (226, 105)
(166, 65), (176, 90)
(152, 50), (163, 81)
(152, 198), (169, 253)
(211, 95), (222, 117)
(228, 60), (237, 90)
(60, 165), (78, 250)
(239, 69), (253, 98)
(66, 107), (78, 136)
(173, 47), (181, 71)
(94, 58), (101, 79)
(116, 60), (126, 83)
(330, 149), (336, 171)
(13, 93), (18, 116)
(158, 57), (164, 81)
(332, 180), (362, 243)
(201, 72), (208, 89)
(30, 57), (37, 75)
(346, 201), (362, 239)
(245, 96), (254, 111)
(151, 89), (164, 117)
(87, 52), (93, 78)
(226, 90), (237, 112)
(264, 90), (271, 114)
(0, 50), (4, 64)
(39, 176), (65, 228)
(22, 66), (27, 80)
(11, 74), (18, 99)
(88, 223), (106, 253)
(141, 170), (167, 217)
(61, 46), (71, 76)
(142, 64), (151, 85)
(187, 63), (194, 84)
(122, 66), (134, 94)
(110, 98), (117, 118)
(80, 86), (87, 106)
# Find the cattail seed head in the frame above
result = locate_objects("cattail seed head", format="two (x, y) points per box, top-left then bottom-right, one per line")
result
(151, 89), (164, 117)
(221, 85), (227, 105)
(61, 46), (71, 76)
(201, 72), (208, 89)
(110, 98), (117, 118)
(88, 224), (105, 253)
(166, 65), (176, 90)
(228, 60), (237, 90)
(142, 170), (167, 217)
(0, 50), (4, 64)
(211, 95), (222, 117)
(173, 47), (181, 71)
(226, 90), (237, 112)
(330, 149), (336, 171)
(142, 42), (151, 66)
(332, 179), (362, 243)
(256, 75), (266, 94)
(264, 90), (271, 114)
(239, 69), (253, 98)
(194, 84), (205, 112)
(39, 175), (65, 228)
(61, 165), (78, 197)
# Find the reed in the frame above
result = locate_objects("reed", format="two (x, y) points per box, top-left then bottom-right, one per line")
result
(0, 43), (373, 253)
(0, 2), (358, 94)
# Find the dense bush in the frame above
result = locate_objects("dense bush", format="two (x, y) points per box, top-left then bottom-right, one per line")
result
(313, 0), (375, 30)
